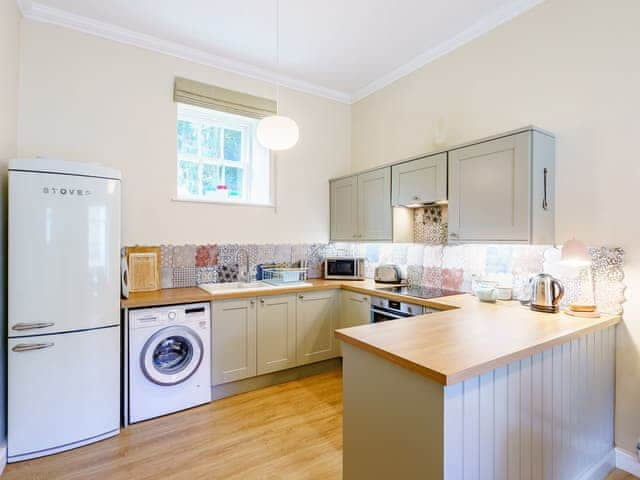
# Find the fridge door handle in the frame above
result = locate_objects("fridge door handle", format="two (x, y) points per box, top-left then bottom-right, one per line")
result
(12, 322), (55, 331)
(12, 342), (55, 352)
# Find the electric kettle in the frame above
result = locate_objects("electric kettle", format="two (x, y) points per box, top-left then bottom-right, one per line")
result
(530, 273), (564, 313)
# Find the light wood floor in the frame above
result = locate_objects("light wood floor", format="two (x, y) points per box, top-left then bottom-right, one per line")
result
(3, 369), (343, 480)
(3, 368), (638, 480)
(608, 470), (640, 480)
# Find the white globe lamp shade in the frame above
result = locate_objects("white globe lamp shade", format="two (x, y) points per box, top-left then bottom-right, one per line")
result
(560, 238), (591, 267)
(256, 115), (299, 150)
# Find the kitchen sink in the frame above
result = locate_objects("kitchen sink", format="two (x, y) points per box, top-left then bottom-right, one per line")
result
(199, 281), (311, 294)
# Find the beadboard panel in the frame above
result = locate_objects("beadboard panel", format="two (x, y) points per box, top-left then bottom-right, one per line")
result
(444, 326), (615, 480)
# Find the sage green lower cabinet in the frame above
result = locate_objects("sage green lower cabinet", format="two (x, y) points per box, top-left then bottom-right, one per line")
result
(212, 290), (342, 387)
(211, 298), (257, 385)
(338, 292), (371, 355)
(296, 290), (340, 365)
(340, 291), (370, 328)
(256, 294), (297, 375)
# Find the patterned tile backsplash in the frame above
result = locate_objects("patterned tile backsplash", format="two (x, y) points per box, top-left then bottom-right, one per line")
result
(127, 241), (625, 315)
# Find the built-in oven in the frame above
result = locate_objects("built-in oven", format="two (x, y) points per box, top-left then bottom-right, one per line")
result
(324, 257), (365, 280)
(370, 296), (432, 323)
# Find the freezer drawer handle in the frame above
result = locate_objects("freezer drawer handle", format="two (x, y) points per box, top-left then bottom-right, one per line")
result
(12, 322), (55, 331)
(12, 342), (55, 352)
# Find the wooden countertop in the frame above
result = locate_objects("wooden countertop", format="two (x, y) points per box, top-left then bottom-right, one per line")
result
(121, 279), (406, 309)
(121, 279), (620, 386)
(336, 294), (620, 385)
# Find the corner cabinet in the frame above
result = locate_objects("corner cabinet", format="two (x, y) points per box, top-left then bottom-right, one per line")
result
(330, 167), (392, 242)
(391, 153), (447, 206)
(340, 292), (370, 329)
(296, 290), (340, 365)
(447, 130), (555, 244)
(212, 298), (257, 385)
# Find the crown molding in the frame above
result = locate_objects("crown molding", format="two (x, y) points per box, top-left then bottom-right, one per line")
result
(17, 0), (353, 104)
(17, 0), (544, 105)
(351, 0), (546, 103)
(16, 0), (33, 14)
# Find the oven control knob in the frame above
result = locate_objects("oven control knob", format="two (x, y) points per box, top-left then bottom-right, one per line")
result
(168, 311), (177, 320)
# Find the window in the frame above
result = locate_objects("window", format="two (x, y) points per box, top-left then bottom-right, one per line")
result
(176, 103), (272, 205)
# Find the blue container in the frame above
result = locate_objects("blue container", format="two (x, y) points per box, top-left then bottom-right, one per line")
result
(256, 264), (264, 280)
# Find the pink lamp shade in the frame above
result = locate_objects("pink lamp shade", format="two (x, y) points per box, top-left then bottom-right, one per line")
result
(560, 238), (591, 266)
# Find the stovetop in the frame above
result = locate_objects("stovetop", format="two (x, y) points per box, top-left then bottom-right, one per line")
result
(377, 285), (463, 300)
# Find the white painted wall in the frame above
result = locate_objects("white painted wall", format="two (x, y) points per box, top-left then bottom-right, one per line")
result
(17, 20), (351, 246)
(0, 0), (21, 468)
(351, 0), (640, 453)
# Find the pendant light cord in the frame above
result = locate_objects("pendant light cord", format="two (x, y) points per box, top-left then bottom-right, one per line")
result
(275, 0), (280, 112)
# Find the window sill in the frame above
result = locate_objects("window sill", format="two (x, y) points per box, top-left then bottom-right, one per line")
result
(172, 196), (275, 208)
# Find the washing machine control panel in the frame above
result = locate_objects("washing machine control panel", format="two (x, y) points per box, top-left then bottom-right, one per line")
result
(130, 303), (210, 329)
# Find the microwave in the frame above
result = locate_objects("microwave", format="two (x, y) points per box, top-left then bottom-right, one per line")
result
(324, 257), (365, 280)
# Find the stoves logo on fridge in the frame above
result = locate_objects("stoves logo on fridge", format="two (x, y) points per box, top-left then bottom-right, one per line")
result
(42, 187), (92, 196)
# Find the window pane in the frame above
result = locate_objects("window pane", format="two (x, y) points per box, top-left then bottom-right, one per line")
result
(202, 164), (221, 196)
(178, 160), (199, 195)
(225, 167), (244, 198)
(177, 120), (198, 155)
(201, 126), (221, 158)
(223, 129), (242, 161)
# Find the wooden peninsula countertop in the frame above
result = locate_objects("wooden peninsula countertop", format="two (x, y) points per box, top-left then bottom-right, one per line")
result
(336, 293), (620, 385)
(121, 279), (620, 386)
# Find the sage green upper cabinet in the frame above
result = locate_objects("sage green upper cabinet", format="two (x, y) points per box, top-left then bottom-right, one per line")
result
(330, 167), (392, 242)
(357, 168), (392, 241)
(330, 176), (358, 241)
(391, 153), (447, 206)
(448, 130), (555, 244)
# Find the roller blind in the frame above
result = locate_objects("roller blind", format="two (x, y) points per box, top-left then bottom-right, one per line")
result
(174, 77), (277, 119)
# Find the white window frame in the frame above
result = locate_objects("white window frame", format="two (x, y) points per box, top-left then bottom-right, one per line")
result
(174, 104), (274, 206)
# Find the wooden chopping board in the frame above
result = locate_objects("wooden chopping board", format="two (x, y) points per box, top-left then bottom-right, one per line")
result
(126, 246), (161, 292)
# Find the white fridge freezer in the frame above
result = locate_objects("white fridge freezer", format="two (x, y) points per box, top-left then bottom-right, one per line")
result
(8, 159), (121, 462)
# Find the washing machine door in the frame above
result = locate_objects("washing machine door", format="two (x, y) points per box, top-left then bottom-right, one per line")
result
(141, 325), (204, 386)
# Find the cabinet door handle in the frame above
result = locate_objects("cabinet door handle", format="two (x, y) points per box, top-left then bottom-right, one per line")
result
(542, 167), (549, 210)
(12, 342), (54, 352)
(12, 322), (55, 331)
(412, 195), (420, 201)
(250, 300), (256, 306)
(449, 232), (458, 238)
(260, 299), (265, 305)
(298, 295), (304, 300)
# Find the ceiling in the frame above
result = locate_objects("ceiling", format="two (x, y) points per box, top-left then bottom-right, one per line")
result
(17, 0), (543, 103)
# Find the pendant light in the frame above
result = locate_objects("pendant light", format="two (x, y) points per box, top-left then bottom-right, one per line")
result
(257, 0), (299, 151)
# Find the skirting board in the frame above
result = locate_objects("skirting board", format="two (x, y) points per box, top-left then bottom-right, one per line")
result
(616, 447), (640, 477)
(576, 450), (615, 480)
(211, 358), (342, 401)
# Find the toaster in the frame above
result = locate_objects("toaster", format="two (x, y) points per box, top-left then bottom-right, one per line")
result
(374, 264), (402, 284)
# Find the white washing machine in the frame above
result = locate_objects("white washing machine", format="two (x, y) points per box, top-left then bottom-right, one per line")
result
(129, 302), (211, 423)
